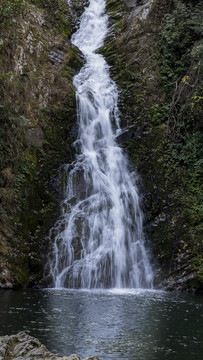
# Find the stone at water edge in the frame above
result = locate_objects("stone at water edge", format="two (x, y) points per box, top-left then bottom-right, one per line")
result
(0, 332), (99, 360)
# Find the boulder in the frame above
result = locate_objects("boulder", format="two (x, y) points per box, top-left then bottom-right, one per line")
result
(0, 332), (99, 360)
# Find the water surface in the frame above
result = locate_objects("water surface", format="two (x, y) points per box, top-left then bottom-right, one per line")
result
(0, 289), (202, 359)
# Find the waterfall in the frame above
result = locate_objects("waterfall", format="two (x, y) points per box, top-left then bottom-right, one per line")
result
(49, 0), (153, 289)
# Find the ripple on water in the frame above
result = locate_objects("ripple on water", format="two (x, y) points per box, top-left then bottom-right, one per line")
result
(0, 289), (202, 360)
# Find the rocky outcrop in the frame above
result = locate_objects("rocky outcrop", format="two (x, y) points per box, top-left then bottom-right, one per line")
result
(0, 332), (99, 360)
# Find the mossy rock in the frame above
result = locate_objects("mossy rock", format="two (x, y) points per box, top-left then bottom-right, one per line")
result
(102, 0), (203, 292)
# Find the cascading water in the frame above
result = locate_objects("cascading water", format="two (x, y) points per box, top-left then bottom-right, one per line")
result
(49, 0), (153, 289)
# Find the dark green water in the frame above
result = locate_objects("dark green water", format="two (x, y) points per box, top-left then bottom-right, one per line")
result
(0, 288), (202, 359)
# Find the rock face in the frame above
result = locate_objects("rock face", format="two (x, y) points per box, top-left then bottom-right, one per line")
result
(103, 0), (203, 292)
(0, 332), (99, 360)
(0, 0), (83, 288)
(0, 0), (202, 293)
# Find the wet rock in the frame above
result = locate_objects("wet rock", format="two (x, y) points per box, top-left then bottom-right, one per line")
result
(129, 0), (154, 20)
(116, 127), (142, 145)
(49, 50), (65, 67)
(69, 0), (89, 30)
(0, 332), (99, 360)
(0, 278), (14, 289)
(69, 123), (79, 139)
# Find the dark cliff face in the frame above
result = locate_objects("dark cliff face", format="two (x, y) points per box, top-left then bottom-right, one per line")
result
(0, 0), (202, 293)
(103, 0), (203, 293)
(0, 0), (85, 288)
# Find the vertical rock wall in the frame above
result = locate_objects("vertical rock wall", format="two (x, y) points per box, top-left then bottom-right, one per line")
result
(0, 0), (84, 288)
(102, 0), (203, 292)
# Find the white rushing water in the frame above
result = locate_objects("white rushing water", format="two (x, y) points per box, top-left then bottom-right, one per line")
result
(49, 0), (153, 289)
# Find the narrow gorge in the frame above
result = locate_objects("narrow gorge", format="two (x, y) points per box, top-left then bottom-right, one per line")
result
(0, 1), (203, 359)
(0, 0), (202, 293)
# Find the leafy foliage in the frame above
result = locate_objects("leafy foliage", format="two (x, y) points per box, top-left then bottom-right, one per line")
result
(159, 0), (203, 195)
(156, 0), (203, 283)
(160, 0), (203, 83)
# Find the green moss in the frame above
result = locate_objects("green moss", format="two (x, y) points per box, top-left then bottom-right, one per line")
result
(68, 47), (84, 73)
(31, 0), (71, 38)
(0, 0), (82, 288)
(106, 0), (124, 21)
(0, 0), (27, 24)
(101, 0), (203, 291)
(0, 77), (77, 288)
(62, 46), (84, 80)
(15, 265), (29, 286)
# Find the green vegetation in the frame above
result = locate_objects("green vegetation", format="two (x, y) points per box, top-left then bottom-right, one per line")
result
(0, 0), (202, 291)
(157, 0), (203, 291)
(0, 0), (27, 22)
(31, 0), (72, 37)
(103, 0), (203, 292)
(0, 0), (72, 36)
(0, 0), (82, 287)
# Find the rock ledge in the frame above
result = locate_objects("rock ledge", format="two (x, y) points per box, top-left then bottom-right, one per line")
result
(0, 332), (99, 360)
